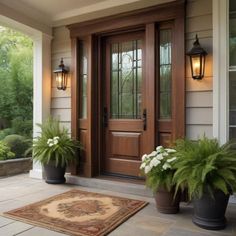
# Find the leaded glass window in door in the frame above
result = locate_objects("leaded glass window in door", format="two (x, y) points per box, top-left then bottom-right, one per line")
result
(110, 40), (142, 119)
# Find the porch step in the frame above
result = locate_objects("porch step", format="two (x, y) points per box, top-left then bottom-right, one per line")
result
(66, 174), (153, 197)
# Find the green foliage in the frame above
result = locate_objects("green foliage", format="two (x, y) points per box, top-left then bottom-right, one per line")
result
(4, 135), (30, 158)
(32, 117), (82, 167)
(0, 141), (15, 160)
(140, 146), (177, 192)
(11, 118), (32, 138)
(0, 120), (32, 140)
(0, 128), (14, 140)
(0, 26), (33, 137)
(173, 136), (236, 200)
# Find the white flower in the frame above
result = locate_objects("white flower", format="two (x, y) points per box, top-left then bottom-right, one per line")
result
(149, 151), (157, 157)
(165, 148), (176, 153)
(140, 162), (146, 169)
(53, 139), (59, 145)
(54, 136), (60, 140)
(162, 152), (169, 157)
(48, 143), (54, 147)
(144, 165), (152, 174)
(167, 157), (177, 163)
(142, 154), (148, 162)
(156, 154), (164, 160)
(162, 162), (171, 170)
(47, 138), (53, 145)
(150, 158), (160, 167)
(156, 146), (163, 151)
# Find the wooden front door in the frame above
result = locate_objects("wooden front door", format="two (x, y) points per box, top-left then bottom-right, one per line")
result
(102, 32), (151, 177)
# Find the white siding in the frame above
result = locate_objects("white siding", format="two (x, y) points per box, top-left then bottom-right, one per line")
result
(51, 26), (71, 131)
(51, 0), (213, 140)
(186, 0), (213, 139)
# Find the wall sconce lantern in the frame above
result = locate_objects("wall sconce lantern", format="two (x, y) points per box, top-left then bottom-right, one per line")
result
(53, 58), (69, 90)
(187, 35), (207, 80)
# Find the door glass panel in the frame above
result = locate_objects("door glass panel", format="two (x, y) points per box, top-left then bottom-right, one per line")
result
(229, 1), (236, 138)
(159, 29), (172, 119)
(110, 40), (142, 119)
(79, 41), (88, 119)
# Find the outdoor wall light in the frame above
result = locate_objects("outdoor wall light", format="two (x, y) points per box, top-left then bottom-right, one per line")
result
(53, 58), (69, 90)
(187, 35), (207, 80)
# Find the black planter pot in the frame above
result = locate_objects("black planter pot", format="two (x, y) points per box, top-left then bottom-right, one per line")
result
(44, 163), (66, 184)
(193, 190), (230, 230)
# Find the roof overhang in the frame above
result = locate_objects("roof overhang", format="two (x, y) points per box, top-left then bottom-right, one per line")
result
(0, 0), (176, 35)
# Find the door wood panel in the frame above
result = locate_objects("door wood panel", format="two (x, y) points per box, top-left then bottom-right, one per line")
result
(111, 132), (141, 157)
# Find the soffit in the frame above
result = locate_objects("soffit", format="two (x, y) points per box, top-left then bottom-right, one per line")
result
(0, 0), (176, 27)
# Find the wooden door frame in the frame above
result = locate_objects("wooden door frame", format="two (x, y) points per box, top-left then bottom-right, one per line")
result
(68, 0), (185, 177)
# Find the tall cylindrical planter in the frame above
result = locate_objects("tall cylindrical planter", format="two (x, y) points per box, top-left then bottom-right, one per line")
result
(193, 190), (230, 230)
(44, 162), (66, 184)
(154, 187), (181, 214)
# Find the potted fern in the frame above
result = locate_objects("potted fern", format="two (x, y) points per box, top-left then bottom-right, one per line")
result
(32, 117), (82, 184)
(173, 137), (236, 230)
(140, 146), (181, 214)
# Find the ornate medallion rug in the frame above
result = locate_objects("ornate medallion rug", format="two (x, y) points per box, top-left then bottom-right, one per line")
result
(3, 189), (148, 236)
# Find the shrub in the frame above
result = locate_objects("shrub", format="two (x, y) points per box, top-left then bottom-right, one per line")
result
(11, 118), (32, 138)
(4, 134), (30, 158)
(0, 128), (14, 140)
(0, 141), (15, 160)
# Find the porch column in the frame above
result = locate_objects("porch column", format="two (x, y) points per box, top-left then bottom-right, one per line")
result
(29, 33), (52, 179)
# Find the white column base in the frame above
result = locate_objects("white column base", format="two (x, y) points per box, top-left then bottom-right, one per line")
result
(29, 161), (44, 179)
(29, 169), (44, 179)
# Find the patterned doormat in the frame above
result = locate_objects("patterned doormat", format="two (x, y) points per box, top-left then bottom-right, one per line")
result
(4, 189), (148, 236)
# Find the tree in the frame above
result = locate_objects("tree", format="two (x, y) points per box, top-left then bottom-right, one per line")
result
(0, 26), (33, 137)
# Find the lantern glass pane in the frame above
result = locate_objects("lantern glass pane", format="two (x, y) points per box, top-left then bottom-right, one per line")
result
(56, 73), (63, 89)
(79, 41), (88, 119)
(191, 56), (201, 78)
(159, 29), (172, 119)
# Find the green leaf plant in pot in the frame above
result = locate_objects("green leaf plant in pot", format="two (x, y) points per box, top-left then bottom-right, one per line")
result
(32, 117), (82, 184)
(173, 136), (236, 230)
(140, 146), (181, 214)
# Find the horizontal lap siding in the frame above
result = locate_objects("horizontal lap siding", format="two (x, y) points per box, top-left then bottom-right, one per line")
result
(51, 26), (71, 133)
(185, 0), (213, 139)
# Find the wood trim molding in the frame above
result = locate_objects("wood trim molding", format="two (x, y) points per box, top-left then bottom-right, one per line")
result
(70, 38), (79, 175)
(68, 0), (185, 37)
(172, 5), (185, 140)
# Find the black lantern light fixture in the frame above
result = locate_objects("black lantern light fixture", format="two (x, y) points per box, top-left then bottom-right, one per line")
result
(53, 58), (69, 90)
(187, 35), (207, 80)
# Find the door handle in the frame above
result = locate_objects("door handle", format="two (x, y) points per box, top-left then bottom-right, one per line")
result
(103, 107), (108, 127)
(142, 109), (147, 131)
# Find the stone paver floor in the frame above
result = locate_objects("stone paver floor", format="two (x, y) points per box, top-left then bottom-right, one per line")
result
(0, 174), (235, 236)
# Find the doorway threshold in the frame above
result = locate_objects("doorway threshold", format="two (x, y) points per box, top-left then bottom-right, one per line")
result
(65, 174), (152, 197)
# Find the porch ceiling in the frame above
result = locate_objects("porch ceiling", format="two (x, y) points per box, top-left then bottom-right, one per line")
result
(0, 0), (175, 27)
